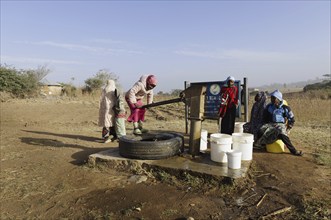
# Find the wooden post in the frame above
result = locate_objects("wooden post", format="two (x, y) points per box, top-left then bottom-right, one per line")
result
(244, 77), (249, 122)
(184, 81), (189, 134)
(189, 119), (202, 156)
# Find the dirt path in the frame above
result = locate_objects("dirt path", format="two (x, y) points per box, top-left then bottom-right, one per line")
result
(1, 98), (330, 219)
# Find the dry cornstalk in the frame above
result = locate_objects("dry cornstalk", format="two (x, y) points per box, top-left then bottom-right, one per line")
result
(243, 193), (257, 202)
(256, 193), (267, 207)
(261, 206), (292, 219)
(256, 173), (271, 178)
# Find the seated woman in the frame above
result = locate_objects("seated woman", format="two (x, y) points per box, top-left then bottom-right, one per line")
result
(243, 91), (267, 141)
(255, 90), (303, 156)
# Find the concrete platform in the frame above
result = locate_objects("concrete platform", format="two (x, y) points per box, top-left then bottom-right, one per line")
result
(88, 147), (251, 182)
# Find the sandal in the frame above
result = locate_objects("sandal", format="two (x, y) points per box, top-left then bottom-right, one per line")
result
(293, 151), (303, 156)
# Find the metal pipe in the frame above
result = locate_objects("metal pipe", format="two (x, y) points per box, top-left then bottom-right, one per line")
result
(140, 97), (183, 109)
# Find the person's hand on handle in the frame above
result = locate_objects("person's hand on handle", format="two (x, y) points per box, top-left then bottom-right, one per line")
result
(134, 103), (142, 109)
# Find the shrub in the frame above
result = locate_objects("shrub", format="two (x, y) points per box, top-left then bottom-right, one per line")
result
(84, 77), (103, 92)
(0, 65), (51, 98)
(0, 66), (40, 98)
(59, 83), (77, 97)
(170, 89), (183, 97)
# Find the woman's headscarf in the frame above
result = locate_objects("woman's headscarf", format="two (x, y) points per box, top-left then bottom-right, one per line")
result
(255, 91), (267, 106)
(270, 89), (283, 101)
(226, 76), (235, 83)
(146, 75), (157, 86)
(247, 91), (267, 139)
(104, 79), (116, 93)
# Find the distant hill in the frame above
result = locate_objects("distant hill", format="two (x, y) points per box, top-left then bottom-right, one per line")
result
(303, 80), (331, 92)
(255, 78), (328, 92)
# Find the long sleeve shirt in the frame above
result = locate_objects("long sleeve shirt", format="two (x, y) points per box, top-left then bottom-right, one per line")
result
(220, 85), (238, 108)
(125, 75), (154, 104)
(263, 103), (295, 127)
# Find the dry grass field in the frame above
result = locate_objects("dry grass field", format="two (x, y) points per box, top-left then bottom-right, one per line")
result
(276, 90), (331, 166)
(0, 89), (330, 219)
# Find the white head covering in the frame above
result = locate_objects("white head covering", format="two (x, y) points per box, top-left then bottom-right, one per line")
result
(226, 76), (235, 82)
(104, 79), (116, 93)
(139, 75), (148, 87)
(270, 89), (283, 101)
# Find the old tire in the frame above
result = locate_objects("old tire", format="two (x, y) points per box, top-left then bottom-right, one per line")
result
(119, 132), (183, 160)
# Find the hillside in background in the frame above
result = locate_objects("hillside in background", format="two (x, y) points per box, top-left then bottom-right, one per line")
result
(303, 80), (331, 92)
(256, 77), (329, 92)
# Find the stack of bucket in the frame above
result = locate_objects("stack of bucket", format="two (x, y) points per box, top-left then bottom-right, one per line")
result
(232, 133), (254, 161)
(205, 122), (254, 169)
(210, 133), (232, 163)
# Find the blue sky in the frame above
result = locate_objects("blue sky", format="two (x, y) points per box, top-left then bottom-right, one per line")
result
(1, 1), (330, 92)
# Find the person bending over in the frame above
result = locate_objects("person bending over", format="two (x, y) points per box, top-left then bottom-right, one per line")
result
(125, 75), (157, 135)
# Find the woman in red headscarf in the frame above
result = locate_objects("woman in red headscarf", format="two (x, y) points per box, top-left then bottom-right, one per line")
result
(125, 75), (157, 135)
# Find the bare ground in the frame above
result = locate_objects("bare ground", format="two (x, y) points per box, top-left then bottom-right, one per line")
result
(1, 97), (330, 219)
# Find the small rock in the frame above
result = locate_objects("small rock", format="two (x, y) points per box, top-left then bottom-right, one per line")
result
(189, 203), (195, 207)
(235, 197), (244, 206)
(128, 175), (148, 184)
(187, 217), (194, 220)
(134, 207), (141, 212)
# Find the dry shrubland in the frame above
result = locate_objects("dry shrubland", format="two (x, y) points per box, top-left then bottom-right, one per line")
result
(282, 89), (331, 166)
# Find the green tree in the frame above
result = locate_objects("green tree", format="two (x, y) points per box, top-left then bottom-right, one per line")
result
(84, 69), (119, 93)
(95, 69), (119, 86)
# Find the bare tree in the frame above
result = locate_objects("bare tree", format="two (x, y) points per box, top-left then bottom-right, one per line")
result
(30, 65), (51, 82)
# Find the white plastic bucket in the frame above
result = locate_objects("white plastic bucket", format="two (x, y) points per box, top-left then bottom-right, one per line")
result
(200, 129), (208, 151)
(234, 122), (246, 133)
(210, 133), (232, 163)
(232, 133), (254, 161)
(227, 150), (242, 169)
